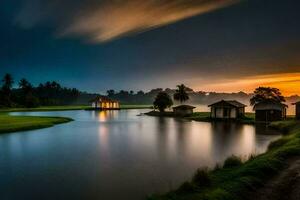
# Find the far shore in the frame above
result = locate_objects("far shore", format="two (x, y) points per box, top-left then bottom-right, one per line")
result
(0, 105), (152, 134)
(144, 110), (296, 125)
(0, 104), (153, 113)
(145, 110), (257, 124)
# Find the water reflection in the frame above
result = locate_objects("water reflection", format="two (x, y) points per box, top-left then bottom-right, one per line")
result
(4, 110), (281, 200)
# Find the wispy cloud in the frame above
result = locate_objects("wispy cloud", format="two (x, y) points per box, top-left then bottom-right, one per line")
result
(15, 0), (239, 42)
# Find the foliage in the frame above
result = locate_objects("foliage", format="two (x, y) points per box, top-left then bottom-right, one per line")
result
(250, 87), (285, 106)
(153, 92), (173, 112)
(192, 168), (211, 187)
(173, 84), (189, 104)
(0, 74), (84, 108)
(223, 156), (243, 168)
(0, 73), (14, 107)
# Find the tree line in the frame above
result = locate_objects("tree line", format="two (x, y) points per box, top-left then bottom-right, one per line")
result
(152, 84), (287, 112)
(0, 73), (81, 108)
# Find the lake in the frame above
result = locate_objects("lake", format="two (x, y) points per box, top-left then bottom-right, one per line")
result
(0, 109), (281, 200)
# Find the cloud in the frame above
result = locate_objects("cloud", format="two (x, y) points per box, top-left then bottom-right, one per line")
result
(15, 0), (239, 42)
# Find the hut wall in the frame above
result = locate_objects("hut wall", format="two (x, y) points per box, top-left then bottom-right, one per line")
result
(230, 108), (237, 118)
(255, 110), (283, 122)
(296, 104), (300, 120)
(174, 109), (193, 116)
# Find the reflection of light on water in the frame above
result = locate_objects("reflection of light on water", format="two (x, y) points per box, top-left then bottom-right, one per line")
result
(239, 125), (256, 158)
(98, 111), (107, 122)
(98, 124), (110, 161)
(97, 110), (119, 122)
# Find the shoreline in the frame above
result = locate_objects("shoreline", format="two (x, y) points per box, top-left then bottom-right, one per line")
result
(0, 105), (153, 113)
(145, 110), (257, 124)
(148, 120), (300, 200)
(0, 114), (73, 134)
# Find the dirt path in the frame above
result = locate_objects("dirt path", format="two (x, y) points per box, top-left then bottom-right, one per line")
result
(252, 157), (300, 200)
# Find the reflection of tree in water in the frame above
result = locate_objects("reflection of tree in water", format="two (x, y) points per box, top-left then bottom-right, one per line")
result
(209, 122), (245, 163)
(155, 117), (169, 159)
(173, 118), (189, 151)
(155, 117), (191, 161)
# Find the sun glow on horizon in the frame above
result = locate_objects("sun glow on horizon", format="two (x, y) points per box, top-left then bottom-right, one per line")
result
(195, 72), (300, 96)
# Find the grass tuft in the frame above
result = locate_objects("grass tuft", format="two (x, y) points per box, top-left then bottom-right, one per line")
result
(192, 168), (211, 188)
(223, 156), (243, 168)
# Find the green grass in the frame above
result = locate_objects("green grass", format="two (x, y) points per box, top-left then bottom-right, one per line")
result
(0, 114), (73, 134)
(149, 120), (300, 200)
(120, 105), (153, 109)
(184, 112), (256, 124)
(0, 104), (152, 113)
(0, 105), (90, 113)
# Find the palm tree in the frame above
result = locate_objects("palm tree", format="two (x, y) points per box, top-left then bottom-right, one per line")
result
(1, 73), (14, 107)
(173, 84), (189, 104)
(250, 87), (285, 106)
(2, 73), (14, 92)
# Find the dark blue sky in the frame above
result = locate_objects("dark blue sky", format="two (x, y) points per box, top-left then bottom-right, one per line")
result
(1, 0), (300, 94)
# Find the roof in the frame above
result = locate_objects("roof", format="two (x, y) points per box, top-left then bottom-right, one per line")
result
(208, 100), (246, 108)
(173, 105), (196, 110)
(254, 102), (288, 111)
(90, 95), (119, 103)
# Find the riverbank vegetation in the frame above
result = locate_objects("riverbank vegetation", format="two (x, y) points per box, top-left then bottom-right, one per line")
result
(0, 114), (73, 134)
(149, 120), (300, 200)
(146, 111), (256, 123)
(0, 73), (97, 108)
(0, 104), (152, 113)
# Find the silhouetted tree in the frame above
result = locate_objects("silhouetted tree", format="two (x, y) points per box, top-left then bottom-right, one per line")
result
(250, 87), (285, 106)
(18, 78), (39, 107)
(107, 90), (115, 97)
(19, 78), (32, 92)
(137, 90), (145, 95)
(173, 84), (189, 104)
(0, 73), (14, 107)
(153, 92), (173, 112)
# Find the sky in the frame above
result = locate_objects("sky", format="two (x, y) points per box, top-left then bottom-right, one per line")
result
(0, 0), (300, 95)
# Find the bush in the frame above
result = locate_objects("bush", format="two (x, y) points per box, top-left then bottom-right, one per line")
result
(223, 156), (243, 168)
(192, 168), (211, 187)
(176, 182), (197, 194)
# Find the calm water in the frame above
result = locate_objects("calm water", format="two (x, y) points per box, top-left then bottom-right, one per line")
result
(0, 110), (280, 200)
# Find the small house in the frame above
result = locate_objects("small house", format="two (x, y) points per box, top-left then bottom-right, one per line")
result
(254, 102), (287, 122)
(173, 105), (195, 116)
(208, 100), (246, 119)
(292, 101), (300, 120)
(91, 96), (120, 110)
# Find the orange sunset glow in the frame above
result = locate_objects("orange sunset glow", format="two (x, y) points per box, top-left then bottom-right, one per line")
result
(196, 72), (300, 96)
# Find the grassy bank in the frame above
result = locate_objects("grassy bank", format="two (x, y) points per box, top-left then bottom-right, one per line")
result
(0, 105), (152, 113)
(149, 120), (300, 200)
(187, 112), (256, 124)
(0, 105), (90, 112)
(0, 114), (73, 134)
(120, 105), (153, 109)
(146, 111), (256, 124)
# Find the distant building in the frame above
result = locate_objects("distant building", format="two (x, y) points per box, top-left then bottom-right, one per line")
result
(254, 102), (287, 122)
(208, 100), (246, 119)
(292, 101), (300, 120)
(173, 105), (195, 116)
(91, 96), (120, 110)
